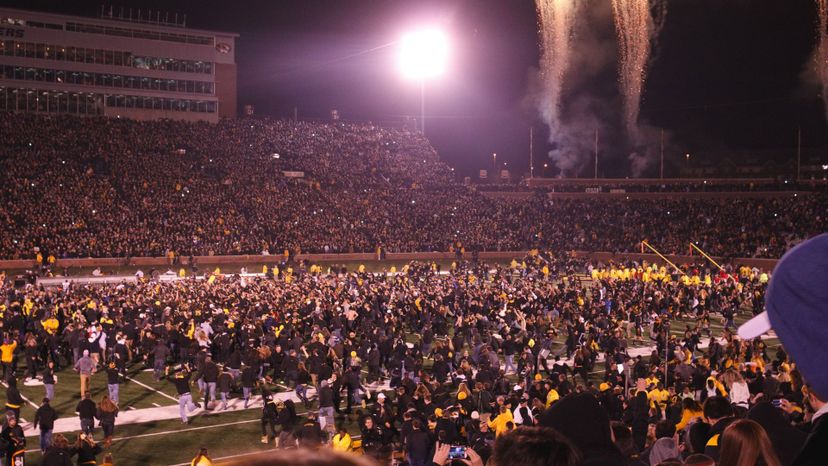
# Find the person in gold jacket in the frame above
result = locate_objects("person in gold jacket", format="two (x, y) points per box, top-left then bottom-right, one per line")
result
(487, 405), (514, 437)
(332, 426), (352, 452)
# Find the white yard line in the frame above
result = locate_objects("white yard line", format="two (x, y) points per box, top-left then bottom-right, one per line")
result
(24, 418), (263, 454)
(124, 376), (179, 402)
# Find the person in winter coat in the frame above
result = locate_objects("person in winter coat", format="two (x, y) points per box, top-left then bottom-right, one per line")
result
(1, 414), (25, 466)
(539, 392), (630, 466)
(76, 392), (97, 436)
(217, 366), (233, 410)
(43, 360), (57, 402)
(40, 433), (73, 466)
(34, 397), (59, 453)
(4, 377), (24, 420)
(97, 395), (119, 448)
(241, 365), (257, 409)
(71, 433), (102, 466)
(360, 416), (390, 462)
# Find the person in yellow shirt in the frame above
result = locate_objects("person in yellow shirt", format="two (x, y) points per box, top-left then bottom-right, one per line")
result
(190, 447), (212, 466)
(675, 398), (703, 431)
(487, 405), (514, 437)
(1, 339), (17, 380)
(648, 383), (669, 412)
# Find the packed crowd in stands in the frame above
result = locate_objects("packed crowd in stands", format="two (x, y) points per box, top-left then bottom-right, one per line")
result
(1, 113), (826, 260)
(0, 245), (824, 466)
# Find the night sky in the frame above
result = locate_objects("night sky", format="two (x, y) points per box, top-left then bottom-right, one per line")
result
(3, 0), (826, 177)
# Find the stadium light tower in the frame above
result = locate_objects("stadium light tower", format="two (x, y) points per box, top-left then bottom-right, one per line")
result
(398, 29), (449, 135)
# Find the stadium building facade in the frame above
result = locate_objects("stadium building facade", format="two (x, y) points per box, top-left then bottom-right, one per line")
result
(0, 7), (237, 122)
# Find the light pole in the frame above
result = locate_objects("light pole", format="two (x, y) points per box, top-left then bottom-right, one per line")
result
(399, 29), (449, 136)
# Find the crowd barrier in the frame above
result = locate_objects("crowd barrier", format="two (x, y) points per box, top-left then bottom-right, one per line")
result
(0, 250), (780, 272)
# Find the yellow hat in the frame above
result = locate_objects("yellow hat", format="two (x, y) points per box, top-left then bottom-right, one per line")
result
(457, 392), (467, 401)
(434, 408), (443, 417)
(599, 382), (610, 392)
(350, 351), (357, 358)
(534, 373), (542, 381)
(528, 339), (535, 348)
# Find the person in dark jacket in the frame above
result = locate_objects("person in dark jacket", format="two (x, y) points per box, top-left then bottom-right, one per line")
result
(71, 433), (102, 466)
(700, 396), (736, 462)
(96, 395), (118, 448)
(746, 402), (806, 466)
(791, 386), (828, 466)
(360, 416), (390, 462)
(172, 366), (200, 424)
(1, 414), (25, 466)
(199, 356), (219, 409)
(297, 414), (324, 448)
(152, 340), (170, 382)
(317, 380), (335, 432)
(76, 392), (97, 436)
(105, 361), (121, 405)
(217, 366), (233, 410)
(40, 433), (73, 466)
(539, 392), (628, 466)
(34, 397), (59, 453)
(404, 419), (433, 466)
(4, 378), (23, 420)
(43, 360), (57, 402)
(241, 365), (257, 409)
(261, 393), (279, 444)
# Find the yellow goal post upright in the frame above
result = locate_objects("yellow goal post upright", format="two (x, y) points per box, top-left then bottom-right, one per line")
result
(689, 242), (738, 281)
(641, 240), (687, 276)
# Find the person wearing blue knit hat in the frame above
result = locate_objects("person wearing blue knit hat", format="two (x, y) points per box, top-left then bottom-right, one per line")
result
(738, 233), (828, 466)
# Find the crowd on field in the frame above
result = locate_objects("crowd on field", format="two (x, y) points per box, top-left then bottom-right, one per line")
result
(0, 250), (822, 466)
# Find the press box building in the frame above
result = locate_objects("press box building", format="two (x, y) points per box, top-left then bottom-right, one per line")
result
(0, 7), (237, 122)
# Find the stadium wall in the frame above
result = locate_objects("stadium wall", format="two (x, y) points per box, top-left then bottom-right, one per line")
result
(0, 251), (780, 271)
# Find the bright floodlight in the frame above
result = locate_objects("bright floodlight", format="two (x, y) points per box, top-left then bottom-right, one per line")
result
(398, 29), (449, 80)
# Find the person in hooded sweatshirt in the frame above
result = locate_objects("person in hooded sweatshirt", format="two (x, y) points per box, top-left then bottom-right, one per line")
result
(539, 392), (628, 466)
(643, 420), (680, 466)
(747, 402), (807, 466)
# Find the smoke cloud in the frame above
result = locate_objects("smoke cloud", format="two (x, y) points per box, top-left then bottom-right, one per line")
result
(533, 0), (670, 177)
